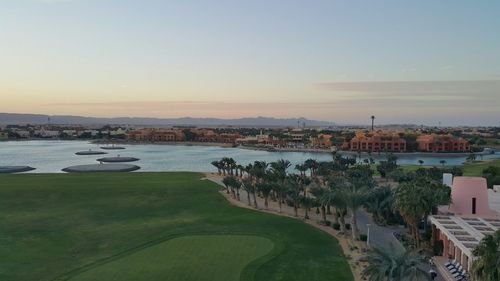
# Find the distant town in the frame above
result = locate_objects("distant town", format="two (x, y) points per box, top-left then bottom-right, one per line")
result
(1, 123), (499, 154)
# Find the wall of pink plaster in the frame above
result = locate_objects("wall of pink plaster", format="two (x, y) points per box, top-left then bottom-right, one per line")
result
(447, 177), (495, 217)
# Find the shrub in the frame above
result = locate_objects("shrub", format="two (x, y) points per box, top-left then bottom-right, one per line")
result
(433, 240), (444, 256)
(332, 223), (340, 230)
(359, 234), (368, 241)
(345, 223), (351, 230)
(318, 220), (331, 226)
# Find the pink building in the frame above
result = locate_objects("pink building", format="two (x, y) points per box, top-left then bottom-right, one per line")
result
(444, 177), (497, 217)
(429, 176), (500, 278)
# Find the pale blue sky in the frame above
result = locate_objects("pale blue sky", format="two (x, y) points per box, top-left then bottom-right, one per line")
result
(0, 0), (499, 125)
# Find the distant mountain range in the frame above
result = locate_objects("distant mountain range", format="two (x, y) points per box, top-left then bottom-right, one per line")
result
(0, 113), (335, 127)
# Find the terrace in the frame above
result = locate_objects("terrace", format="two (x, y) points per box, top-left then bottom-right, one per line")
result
(429, 215), (499, 272)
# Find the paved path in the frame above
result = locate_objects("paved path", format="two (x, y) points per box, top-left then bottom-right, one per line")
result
(356, 210), (406, 254)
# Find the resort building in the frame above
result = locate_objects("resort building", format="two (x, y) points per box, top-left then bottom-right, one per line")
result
(416, 134), (470, 152)
(151, 129), (185, 142)
(191, 128), (218, 142)
(216, 133), (241, 143)
(287, 129), (305, 142)
(14, 130), (30, 138)
(33, 128), (60, 138)
(348, 131), (406, 152)
(429, 176), (500, 277)
(128, 128), (185, 142)
(128, 128), (239, 144)
(310, 134), (333, 148)
(236, 131), (276, 146)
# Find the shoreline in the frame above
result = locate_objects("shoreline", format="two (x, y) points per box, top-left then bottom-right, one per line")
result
(239, 145), (495, 157)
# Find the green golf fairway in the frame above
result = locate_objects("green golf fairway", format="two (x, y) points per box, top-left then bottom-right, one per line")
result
(70, 235), (273, 281)
(0, 172), (353, 281)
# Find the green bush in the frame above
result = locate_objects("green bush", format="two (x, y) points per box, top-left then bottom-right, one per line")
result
(433, 240), (444, 256)
(345, 223), (351, 230)
(332, 223), (340, 230)
(359, 234), (367, 241)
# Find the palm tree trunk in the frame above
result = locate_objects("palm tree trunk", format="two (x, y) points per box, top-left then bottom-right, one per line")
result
(264, 196), (269, 209)
(246, 192), (251, 206)
(327, 205), (332, 215)
(321, 205), (326, 222)
(339, 215), (346, 233)
(236, 190), (240, 201)
(252, 192), (258, 208)
(414, 224), (420, 248)
(294, 204), (298, 217)
(333, 209), (339, 224)
(304, 206), (309, 219)
(278, 195), (282, 213)
(351, 211), (359, 240)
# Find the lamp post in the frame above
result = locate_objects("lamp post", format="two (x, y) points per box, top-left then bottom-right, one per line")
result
(366, 223), (371, 247)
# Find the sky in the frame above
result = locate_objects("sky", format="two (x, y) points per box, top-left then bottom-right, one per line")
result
(0, 0), (499, 126)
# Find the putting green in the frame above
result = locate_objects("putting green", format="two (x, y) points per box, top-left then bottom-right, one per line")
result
(69, 235), (274, 281)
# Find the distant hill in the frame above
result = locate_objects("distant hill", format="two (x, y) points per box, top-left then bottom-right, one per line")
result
(0, 113), (335, 127)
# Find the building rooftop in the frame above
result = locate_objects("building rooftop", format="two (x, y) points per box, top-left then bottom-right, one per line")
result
(430, 215), (500, 257)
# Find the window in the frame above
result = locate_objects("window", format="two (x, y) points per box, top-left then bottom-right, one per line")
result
(472, 198), (477, 214)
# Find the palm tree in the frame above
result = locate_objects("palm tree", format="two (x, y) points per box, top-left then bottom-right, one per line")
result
(340, 184), (369, 240)
(439, 160), (446, 167)
(470, 230), (500, 281)
(241, 178), (255, 207)
(300, 195), (315, 219)
(222, 157), (236, 175)
(362, 247), (430, 281)
(222, 176), (240, 199)
(304, 158), (319, 177)
(236, 164), (245, 177)
(365, 186), (395, 225)
(394, 182), (427, 249)
(310, 185), (328, 223)
(272, 181), (287, 213)
(256, 182), (273, 209)
(251, 161), (268, 182)
(286, 175), (304, 217)
(270, 159), (291, 201)
(233, 178), (242, 201)
(221, 176), (232, 194)
(270, 159), (290, 180)
(295, 163), (307, 177)
(417, 160), (424, 166)
(211, 160), (222, 175)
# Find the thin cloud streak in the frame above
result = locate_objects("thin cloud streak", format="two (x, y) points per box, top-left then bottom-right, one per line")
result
(316, 79), (500, 96)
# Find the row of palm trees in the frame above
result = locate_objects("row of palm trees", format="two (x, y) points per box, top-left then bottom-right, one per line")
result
(214, 156), (373, 241)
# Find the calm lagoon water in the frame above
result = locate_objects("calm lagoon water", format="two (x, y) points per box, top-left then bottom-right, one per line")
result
(0, 140), (498, 173)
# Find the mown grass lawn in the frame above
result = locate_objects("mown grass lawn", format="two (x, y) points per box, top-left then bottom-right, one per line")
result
(0, 172), (353, 281)
(369, 159), (500, 177)
(462, 159), (500, 176)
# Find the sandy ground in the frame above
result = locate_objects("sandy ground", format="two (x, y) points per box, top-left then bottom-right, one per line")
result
(204, 173), (368, 281)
